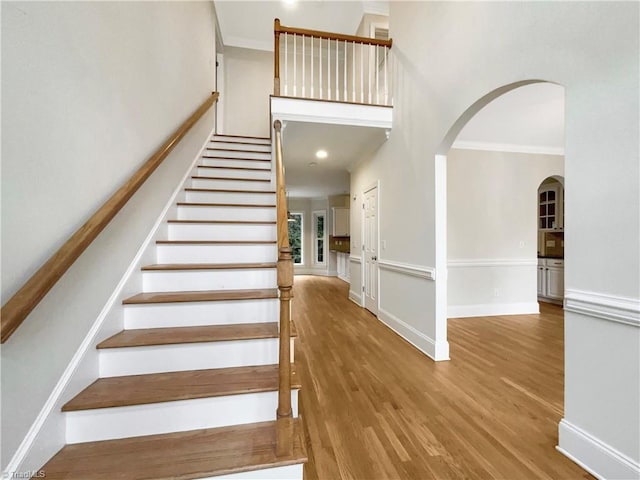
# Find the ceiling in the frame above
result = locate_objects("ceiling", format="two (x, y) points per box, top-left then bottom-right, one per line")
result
(214, 1), (388, 51)
(454, 82), (565, 154)
(281, 122), (387, 198)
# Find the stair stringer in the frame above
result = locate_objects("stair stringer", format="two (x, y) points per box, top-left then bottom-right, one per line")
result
(3, 124), (216, 477)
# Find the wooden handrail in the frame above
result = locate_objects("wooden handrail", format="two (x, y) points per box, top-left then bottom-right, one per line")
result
(0, 92), (219, 343)
(273, 120), (293, 421)
(274, 18), (393, 48)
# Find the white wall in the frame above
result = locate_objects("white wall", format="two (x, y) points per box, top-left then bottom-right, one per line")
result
(447, 148), (564, 317)
(351, 2), (639, 477)
(222, 46), (272, 137)
(1, 1), (217, 470)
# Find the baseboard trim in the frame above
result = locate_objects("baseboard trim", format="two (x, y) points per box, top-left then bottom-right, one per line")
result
(293, 268), (331, 276)
(448, 302), (539, 318)
(378, 260), (435, 280)
(378, 308), (449, 361)
(564, 289), (640, 328)
(558, 419), (640, 479)
(4, 123), (217, 476)
(349, 290), (362, 306)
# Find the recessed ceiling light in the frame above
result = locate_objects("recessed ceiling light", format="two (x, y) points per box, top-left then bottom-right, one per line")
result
(315, 150), (328, 159)
(283, 0), (296, 5)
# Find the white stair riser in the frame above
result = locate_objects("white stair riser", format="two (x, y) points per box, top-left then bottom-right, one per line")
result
(209, 141), (271, 152)
(65, 390), (299, 444)
(186, 190), (276, 205)
(196, 167), (271, 180)
(124, 298), (279, 329)
(212, 136), (271, 146)
(99, 338), (284, 377)
(156, 243), (277, 264)
(177, 205), (276, 222)
(142, 268), (276, 292)
(211, 464), (303, 480)
(190, 178), (274, 191)
(167, 223), (276, 241)
(205, 150), (271, 160)
(201, 158), (271, 169)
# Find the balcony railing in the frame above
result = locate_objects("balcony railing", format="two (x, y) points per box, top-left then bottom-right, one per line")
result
(274, 19), (393, 106)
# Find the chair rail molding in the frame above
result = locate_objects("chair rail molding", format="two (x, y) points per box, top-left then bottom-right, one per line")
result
(378, 259), (435, 281)
(349, 255), (362, 264)
(564, 289), (640, 328)
(447, 258), (537, 268)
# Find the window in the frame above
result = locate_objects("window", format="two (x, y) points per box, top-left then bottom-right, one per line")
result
(313, 210), (326, 265)
(288, 212), (303, 265)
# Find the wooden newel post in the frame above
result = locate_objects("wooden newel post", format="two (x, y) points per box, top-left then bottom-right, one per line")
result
(276, 246), (293, 419)
(274, 118), (292, 456)
(274, 18), (281, 96)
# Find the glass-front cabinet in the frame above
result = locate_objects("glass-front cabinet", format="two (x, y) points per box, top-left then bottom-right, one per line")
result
(538, 183), (564, 231)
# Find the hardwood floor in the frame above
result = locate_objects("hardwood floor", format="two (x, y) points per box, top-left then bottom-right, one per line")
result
(294, 276), (592, 480)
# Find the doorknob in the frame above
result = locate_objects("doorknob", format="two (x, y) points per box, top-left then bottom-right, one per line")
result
(372, 256), (377, 261)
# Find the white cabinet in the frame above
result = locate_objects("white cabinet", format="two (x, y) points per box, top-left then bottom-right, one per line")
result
(332, 207), (350, 236)
(336, 252), (350, 283)
(538, 184), (564, 232)
(537, 258), (564, 303)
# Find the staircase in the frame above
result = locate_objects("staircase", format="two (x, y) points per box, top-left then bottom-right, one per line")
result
(40, 134), (307, 479)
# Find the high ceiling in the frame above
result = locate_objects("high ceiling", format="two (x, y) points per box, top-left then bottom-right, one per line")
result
(214, 3), (565, 197)
(455, 82), (565, 154)
(214, 1), (388, 51)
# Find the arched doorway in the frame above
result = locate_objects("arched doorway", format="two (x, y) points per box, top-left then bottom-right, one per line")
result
(434, 80), (565, 356)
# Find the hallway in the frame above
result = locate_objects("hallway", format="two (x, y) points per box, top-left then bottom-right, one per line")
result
(294, 276), (592, 480)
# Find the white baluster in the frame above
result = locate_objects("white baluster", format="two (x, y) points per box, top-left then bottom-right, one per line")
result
(284, 33), (288, 96)
(335, 39), (339, 101)
(311, 36), (314, 98)
(376, 45), (379, 105)
(293, 33), (297, 97)
(352, 41), (356, 102)
(368, 44), (372, 104)
(319, 36), (323, 99)
(384, 47), (388, 105)
(302, 35), (305, 98)
(327, 37), (331, 100)
(360, 43), (364, 103)
(343, 40), (347, 102)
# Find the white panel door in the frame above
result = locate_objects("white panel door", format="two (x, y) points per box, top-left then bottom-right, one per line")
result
(363, 185), (378, 314)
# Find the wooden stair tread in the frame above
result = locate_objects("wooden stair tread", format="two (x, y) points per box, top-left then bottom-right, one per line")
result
(176, 202), (276, 208)
(198, 165), (270, 172)
(62, 364), (299, 411)
(98, 322), (297, 348)
(123, 288), (278, 305)
(141, 262), (277, 271)
(156, 240), (277, 245)
(191, 175), (271, 182)
(185, 187), (275, 194)
(213, 133), (270, 140)
(201, 155), (271, 162)
(167, 219), (276, 225)
(210, 139), (272, 146)
(206, 147), (271, 153)
(40, 418), (306, 480)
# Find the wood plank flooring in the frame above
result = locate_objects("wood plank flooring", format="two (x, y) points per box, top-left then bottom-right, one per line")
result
(294, 275), (593, 480)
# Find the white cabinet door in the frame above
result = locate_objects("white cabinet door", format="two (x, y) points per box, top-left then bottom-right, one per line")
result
(546, 266), (564, 299)
(332, 207), (350, 236)
(537, 266), (546, 297)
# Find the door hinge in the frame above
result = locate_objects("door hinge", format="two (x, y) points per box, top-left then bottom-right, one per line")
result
(362, 286), (365, 291)
(362, 203), (365, 209)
